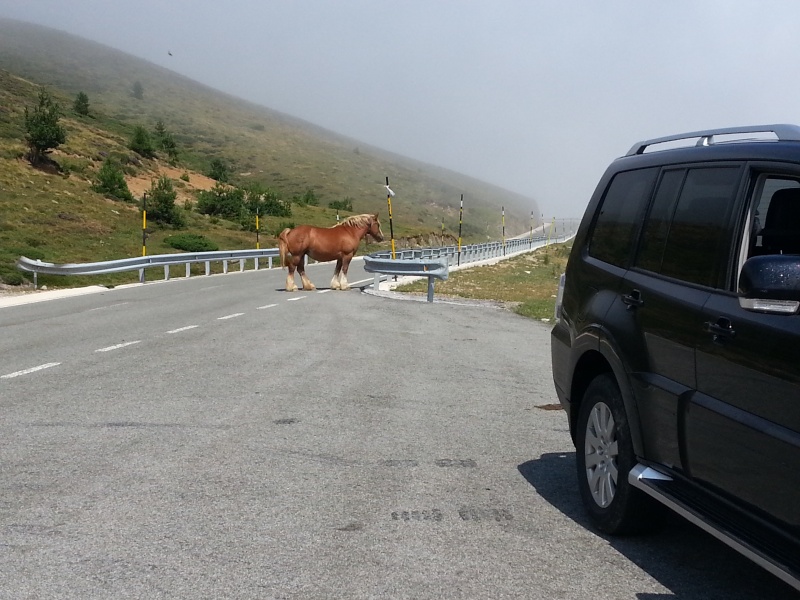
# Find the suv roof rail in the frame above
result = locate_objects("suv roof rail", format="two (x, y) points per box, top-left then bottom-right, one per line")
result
(626, 124), (800, 156)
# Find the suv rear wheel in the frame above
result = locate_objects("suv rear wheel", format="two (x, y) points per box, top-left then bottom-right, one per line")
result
(576, 373), (661, 534)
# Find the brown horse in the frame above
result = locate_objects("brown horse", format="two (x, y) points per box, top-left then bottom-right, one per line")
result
(278, 213), (384, 291)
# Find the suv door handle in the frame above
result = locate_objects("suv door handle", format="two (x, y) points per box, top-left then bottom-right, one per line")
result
(705, 317), (736, 342)
(622, 289), (644, 310)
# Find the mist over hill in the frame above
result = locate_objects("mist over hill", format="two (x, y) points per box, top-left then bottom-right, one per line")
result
(0, 18), (538, 232)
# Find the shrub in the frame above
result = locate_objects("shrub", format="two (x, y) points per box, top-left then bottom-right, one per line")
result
(196, 183), (244, 220)
(154, 120), (178, 163)
(73, 92), (90, 117)
(144, 176), (185, 228)
(24, 88), (66, 165)
(164, 233), (218, 252)
(93, 158), (134, 202)
(242, 183), (291, 219)
(58, 156), (91, 178)
(208, 158), (229, 182)
(0, 269), (24, 286)
(292, 189), (319, 206)
(329, 198), (353, 212)
(129, 125), (155, 158)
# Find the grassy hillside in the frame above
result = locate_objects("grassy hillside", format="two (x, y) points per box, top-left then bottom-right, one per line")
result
(0, 18), (539, 288)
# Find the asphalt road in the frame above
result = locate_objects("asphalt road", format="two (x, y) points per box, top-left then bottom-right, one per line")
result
(1, 263), (797, 599)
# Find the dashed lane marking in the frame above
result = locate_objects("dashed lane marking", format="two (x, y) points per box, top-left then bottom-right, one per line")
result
(317, 289), (332, 294)
(95, 341), (141, 353)
(167, 325), (199, 334)
(286, 297), (306, 302)
(217, 313), (244, 320)
(1, 362), (61, 379)
(257, 304), (278, 310)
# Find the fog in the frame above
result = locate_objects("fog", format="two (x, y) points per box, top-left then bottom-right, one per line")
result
(2, 1), (799, 220)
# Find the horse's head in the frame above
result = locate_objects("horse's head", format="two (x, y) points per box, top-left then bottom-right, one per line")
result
(368, 213), (384, 242)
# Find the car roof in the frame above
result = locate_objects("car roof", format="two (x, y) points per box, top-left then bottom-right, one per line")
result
(625, 124), (800, 156)
(613, 125), (800, 171)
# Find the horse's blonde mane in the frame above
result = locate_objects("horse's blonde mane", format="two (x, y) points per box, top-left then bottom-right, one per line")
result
(334, 214), (374, 228)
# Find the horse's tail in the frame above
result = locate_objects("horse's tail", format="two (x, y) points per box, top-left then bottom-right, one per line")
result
(278, 228), (291, 268)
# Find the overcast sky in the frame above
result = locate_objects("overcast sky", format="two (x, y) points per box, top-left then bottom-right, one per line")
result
(2, 1), (799, 219)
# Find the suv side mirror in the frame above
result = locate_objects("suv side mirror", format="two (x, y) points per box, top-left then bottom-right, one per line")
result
(739, 254), (800, 314)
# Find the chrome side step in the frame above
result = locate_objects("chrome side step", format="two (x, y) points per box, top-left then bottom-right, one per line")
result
(629, 463), (800, 592)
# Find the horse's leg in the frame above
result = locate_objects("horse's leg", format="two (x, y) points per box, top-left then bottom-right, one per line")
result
(338, 255), (353, 290)
(298, 254), (316, 291)
(331, 258), (343, 290)
(286, 257), (299, 292)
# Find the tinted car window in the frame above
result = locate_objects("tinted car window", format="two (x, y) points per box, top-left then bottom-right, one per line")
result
(588, 168), (657, 267)
(636, 167), (740, 287)
(636, 169), (685, 273)
(749, 177), (800, 257)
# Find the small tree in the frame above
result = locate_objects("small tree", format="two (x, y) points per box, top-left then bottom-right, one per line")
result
(153, 121), (179, 164)
(292, 189), (319, 206)
(208, 158), (230, 182)
(329, 198), (353, 212)
(145, 176), (185, 227)
(73, 91), (90, 117)
(93, 158), (134, 202)
(240, 184), (291, 230)
(129, 125), (155, 158)
(132, 80), (144, 99)
(24, 88), (66, 165)
(196, 183), (245, 220)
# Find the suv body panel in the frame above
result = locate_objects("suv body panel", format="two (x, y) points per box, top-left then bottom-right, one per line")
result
(551, 128), (800, 589)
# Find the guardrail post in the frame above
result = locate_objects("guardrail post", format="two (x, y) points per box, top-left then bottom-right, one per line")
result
(164, 265), (170, 281)
(186, 263), (191, 278)
(205, 261), (210, 276)
(255, 257), (259, 270)
(374, 273), (381, 290)
(139, 268), (144, 283)
(269, 257), (273, 269)
(223, 260), (228, 274)
(427, 276), (435, 303)
(239, 259), (245, 272)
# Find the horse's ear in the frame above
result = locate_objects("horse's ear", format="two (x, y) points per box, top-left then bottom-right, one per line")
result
(374, 212), (379, 219)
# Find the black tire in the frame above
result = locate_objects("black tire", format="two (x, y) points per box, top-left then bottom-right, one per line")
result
(575, 373), (662, 535)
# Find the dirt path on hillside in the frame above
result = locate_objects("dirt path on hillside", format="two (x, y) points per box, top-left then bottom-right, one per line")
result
(126, 165), (217, 205)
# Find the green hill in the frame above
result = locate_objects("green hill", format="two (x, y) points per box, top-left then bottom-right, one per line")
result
(0, 18), (539, 288)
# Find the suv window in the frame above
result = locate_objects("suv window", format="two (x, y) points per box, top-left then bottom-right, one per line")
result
(635, 166), (740, 287)
(588, 168), (657, 267)
(748, 177), (800, 258)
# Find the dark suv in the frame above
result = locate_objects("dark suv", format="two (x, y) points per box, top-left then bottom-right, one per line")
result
(551, 125), (800, 591)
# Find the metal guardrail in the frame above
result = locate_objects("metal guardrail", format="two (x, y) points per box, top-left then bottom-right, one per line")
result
(15, 230), (575, 294)
(364, 256), (450, 302)
(363, 233), (573, 302)
(16, 248), (281, 289)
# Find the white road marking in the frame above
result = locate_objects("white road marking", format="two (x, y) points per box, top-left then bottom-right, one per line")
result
(95, 341), (141, 353)
(1, 362), (61, 379)
(218, 313), (244, 320)
(348, 277), (374, 287)
(167, 325), (199, 334)
(87, 302), (129, 312)
(317, 289), (332, 294)
(287, 297), (305, 302)
(257, 304), (278, 310)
